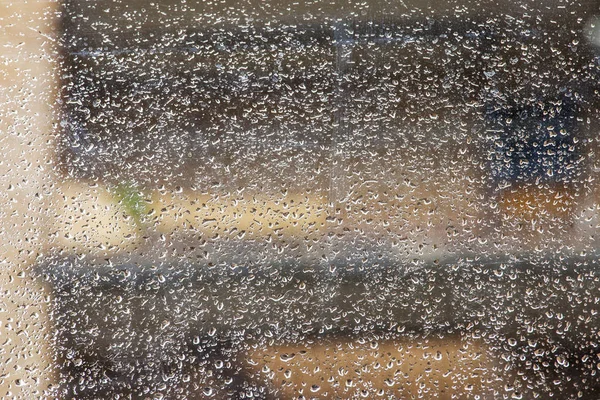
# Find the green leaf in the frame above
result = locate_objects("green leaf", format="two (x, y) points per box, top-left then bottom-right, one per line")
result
(112, 182), (147, 227)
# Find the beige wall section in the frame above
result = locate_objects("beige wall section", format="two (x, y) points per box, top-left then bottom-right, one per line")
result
(0, 0), (59, 398)
(52, 181), (142, 257)
(245, 337), (502, 399)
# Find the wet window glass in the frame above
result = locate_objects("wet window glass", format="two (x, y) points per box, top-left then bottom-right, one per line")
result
(2, 0), (600, 399)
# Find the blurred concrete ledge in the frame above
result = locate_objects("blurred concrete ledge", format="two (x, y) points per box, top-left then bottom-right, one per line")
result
(36, 254), (600, 398)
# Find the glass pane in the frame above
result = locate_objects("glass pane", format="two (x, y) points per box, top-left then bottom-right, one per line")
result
(2, 0), (600, 398)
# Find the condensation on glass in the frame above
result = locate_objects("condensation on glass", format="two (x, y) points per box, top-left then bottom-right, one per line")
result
(1, 0), (600, 399)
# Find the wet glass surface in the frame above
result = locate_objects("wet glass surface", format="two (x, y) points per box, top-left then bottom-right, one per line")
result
(2, 0), (600, 399)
